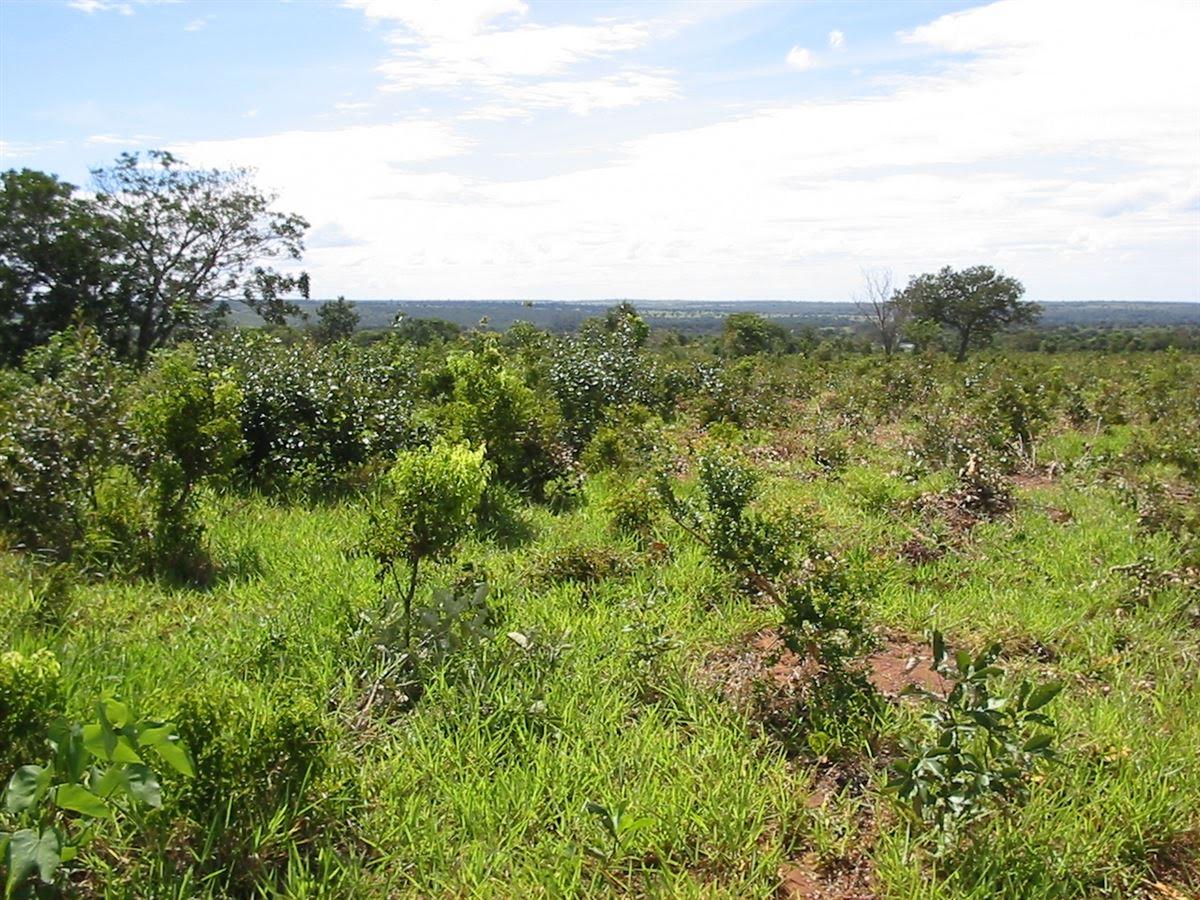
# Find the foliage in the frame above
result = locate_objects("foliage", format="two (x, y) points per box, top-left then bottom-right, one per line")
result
(0, 650), (63, 782)
(0, 170), (123, 366)
(91, 151), (310, 362)
(605, 478), (662, 544)
(311, 296), (359, 345)
(210, 331), (416, 494)
(888, 633), (1062, 855)
(548, 314), (657, 448)
(363, 442), (489, 650)
(1, 701), (192, 897)
(897, 265), (1040, 361)
(657, 449), (801, 590)
(428, 340), (565, 496)
(0, 328), (132, 559)
(583, 800), (653, 866)
(132, 346), (244, 576)
(722, 312), (788, 358)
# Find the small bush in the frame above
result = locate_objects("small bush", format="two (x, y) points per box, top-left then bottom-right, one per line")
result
(888, 633), (1062, 856)
(531, 544), (634, 587)
(0, 649), (64, 780)
(605, 479), (662, 544)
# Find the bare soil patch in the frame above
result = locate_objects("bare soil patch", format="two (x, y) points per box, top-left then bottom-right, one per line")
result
(866, 638), (951, 698)
(778, 854), (875, 899)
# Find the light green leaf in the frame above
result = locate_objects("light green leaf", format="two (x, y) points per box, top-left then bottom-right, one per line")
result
(53, 784), (112, 819)
(1025, 681), (1063, 712)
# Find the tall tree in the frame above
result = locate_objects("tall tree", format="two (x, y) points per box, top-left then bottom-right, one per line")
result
(0, 170), (123, 365)
(896, 265), (1039, 361)
(312, 295), (359, 344)
(722, 311), (787, 357)
(853, 267), (907, 356)
(91, 151), (310, 362)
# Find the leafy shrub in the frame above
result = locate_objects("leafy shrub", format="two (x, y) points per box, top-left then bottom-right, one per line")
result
(209, 332), (416, 494)
(1, 700), (192, 896)
(0, 329), (132, 559)
(548, 325), (655, 448)
(363, 442), (489, 652)
(888, 633), (1062, 856)
(530, 544), (634, 587)
(579, 404), (662, 473)
(0, 649), (63, 780)
(658, 449), (802, 590)
(132, 347), (244, 577)
(427, 340), (568, 498)
(165, 682), (337, 894)
(605, 479), (662, 544)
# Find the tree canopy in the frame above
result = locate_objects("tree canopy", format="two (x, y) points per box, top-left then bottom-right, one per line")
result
(0, 151), (309, 365)
(897, 265), (1039, 361)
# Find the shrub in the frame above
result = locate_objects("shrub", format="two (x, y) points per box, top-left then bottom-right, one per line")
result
(172, 681), (324, 823)
(209, 332), (416, 494)
(530, 544), (634, 587)
(888, 633), (1062, 856)
(548, 326), (655, 448)
(428, 340), (568, 498)
(580, 404), (662, 473)
(0, 329), (132, 559)
(132, 347), (244, 577)
(363, 442), (489, 651)
(0, 649), (63, 780)
(658, 449), (802, 591)
(605, 479), (662, 544)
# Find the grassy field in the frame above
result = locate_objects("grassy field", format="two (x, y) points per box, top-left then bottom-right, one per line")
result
(4, 366), (1198, 897)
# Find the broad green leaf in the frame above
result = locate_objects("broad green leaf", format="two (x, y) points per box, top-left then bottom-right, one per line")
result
(1025, 681), (1063, 712)
(150, 739), (195, 778)
(1022, 733), (1053, 753)
(5, 827), (63, 887)
(955, 649), (972, 675)
(136, 724), (194, 776)
(122, 765), (163, 808)
(53, 784), (112, 819)
(82, 724), (143, 764)
(5, 766), (49, 815)
(100, 699), (131, 729)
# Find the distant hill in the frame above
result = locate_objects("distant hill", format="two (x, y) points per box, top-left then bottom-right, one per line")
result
(230, 299), (1200, 334)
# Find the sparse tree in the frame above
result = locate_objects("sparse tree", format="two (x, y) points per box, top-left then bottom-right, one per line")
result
(91, 151), (310, 363)
(312, 295), (359, 344)
(722, 312), (787, 357)
(0, 170), (124, 365)
(896, 265), (1039, 361)
(853, 267), (907, 356)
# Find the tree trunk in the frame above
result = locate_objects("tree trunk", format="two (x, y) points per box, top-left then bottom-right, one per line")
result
(955, 329), (970, 362)
(403, 557), (419, 651)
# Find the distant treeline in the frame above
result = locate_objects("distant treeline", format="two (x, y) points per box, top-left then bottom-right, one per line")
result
(259, 298), (1200, 337)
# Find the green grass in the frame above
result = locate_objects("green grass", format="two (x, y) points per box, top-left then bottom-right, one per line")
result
(3, 434), (1198, 897)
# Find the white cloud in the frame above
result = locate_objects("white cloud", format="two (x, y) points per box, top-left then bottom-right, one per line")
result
(828, 30), (845, 50)
(69, 0), (133, 13)
(786, 46), (813, 70)
(344, 0), (528, 38)
(344, 0), (677, 118)
(464, 68), (677, 119)
(184, 17), (207, 32)
(69, 0), (176, 14)
(177, 0), (1200, 300)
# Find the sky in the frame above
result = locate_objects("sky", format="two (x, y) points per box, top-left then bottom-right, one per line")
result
(1, 0), (1198, 302)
